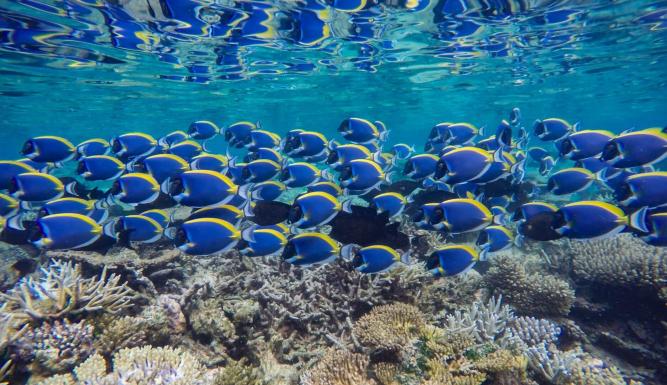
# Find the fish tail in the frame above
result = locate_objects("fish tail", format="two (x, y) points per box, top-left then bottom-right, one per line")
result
(629, 207), (650, 233)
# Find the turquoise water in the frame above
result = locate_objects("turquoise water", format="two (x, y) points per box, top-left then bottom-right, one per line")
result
(1, 0), (666, 156)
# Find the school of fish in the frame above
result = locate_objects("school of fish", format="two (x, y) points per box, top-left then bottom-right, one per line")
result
(1, 109), (666, 277)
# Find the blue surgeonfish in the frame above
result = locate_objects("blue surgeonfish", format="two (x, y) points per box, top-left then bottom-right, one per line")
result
(341, 244), (409, 274)
(77, 155), (125, 181)
(528, 147), (550, 162)
(239, 225), (287, 257)
(600, 127), (667, 168)
(512, 201), (558, 223)
(575, 157), (608, 175)
(0, 161), (36, 190)
(434, 147), (494, 184)
(494, 120), (512, 149)
(0, 193), (19, 217)
(21, 136), (75, 163)
(244, 147), (283, 164)
(630, 209), (667, 247)
(17, 159), (48, 173)
(190, 153), (228, 172)
(280, 162), (322, 188)
(429, 122), (451, 141)
(110, 132), (158, 159)
(76, 139), (110, 158)
(327, 144), (372, 169)
(429, 198), (493, 233)
(404, 154), (439, 179)
(247, 130), (281, 150)
(140, 209), (170, 228)
(241, 159), (281, 183)
(412, 202), (441, 230)
(283, 130), (328, 158)
(477, 225), (514, 260)
(533, 118), (576, 141)
(10, 172), (64, 202)
(288, 192), (342, 229)
(108, 173), (160, 206)
(307, 181), (343, 197)
(391, 143), (415, 160)
(188, 121), (220, 140)
(281, 232), (340, 265)
(168, 140), (202, 162)
(173, 218), (240, 255)
(547, 167), (596, 195)
(371, 192), (406, 219)
(238, 180), (286, 201)
(159, 130), (188, 147)
(135, 154), (189, 184)
(552, 201), (629, 240)
(104, 214), (163, 244)
(440, 123), (479, 145)
(33, 213), (102, 250)
(224, 121), (257, 148)
(164, 170), (238, 207)
(615, 172), (667, 208)
(187, 204), (243, 226)
(38, 197), (102, 220)
(427, 245), (479, 277)
(337, 159), (391, 192)
(539, 156), (556, 176)
(338, 117), (383, 144)
(559, 130), (615, 160)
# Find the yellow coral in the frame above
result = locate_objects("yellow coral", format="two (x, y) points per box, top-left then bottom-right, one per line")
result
(419, 325), (475, 360)
(354, 303), (426, 352)
(420, 371), (486, 385)
(475, 349), (528, 385)
(372, 362), (401, 385)
(213, 358), (261, 385)
(300, 349), (376, 385)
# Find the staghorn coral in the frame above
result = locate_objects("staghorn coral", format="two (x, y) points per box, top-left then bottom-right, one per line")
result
(189, 298), (237, 343)
(372, 362), (401, 385)
(442, 296), (517, 347)
(0, 260), (135, 323)
(475, 349), (528, 385)
(23, 319), (95, 375)
(213, 358), (261, 385)
(354, 303), (426, 353)
(1, 313), (28, 383)
(94, 316), (149, 355)
(507, 317), (561, 348)
(562, 235), (667, 290)
(300, 348), (376, 385)
(484, 255), (574, 317)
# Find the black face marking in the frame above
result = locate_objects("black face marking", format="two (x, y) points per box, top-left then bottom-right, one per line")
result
(281, 240), (296, 260)
(287, 204), (302, 224)
(21, 140), (34, 156)
(600, 141), (619, 161)
(168, 177), (184, 196)
(560, 138), (573, 156)
(434, 158), (448, 179)
(339, 166), (352, 181)
(174, 228), (188, 247)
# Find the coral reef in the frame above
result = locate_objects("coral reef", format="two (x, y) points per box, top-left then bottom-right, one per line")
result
(22, 319), (95, 375)
(354, 303), (426, 353)
(0, 313), (29, 383)
(484, 255), (575, 317)
(0, 260), (135, 323)
(300, 348), (375, 385)
(508, 317), (561, 348)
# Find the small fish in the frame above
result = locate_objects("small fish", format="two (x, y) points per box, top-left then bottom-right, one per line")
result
(0, 193), (19, 217)
(279, 162), (322, 188)
(10, 172), (64, 202)
(21, 136), (75, 163)
(327, 143), (372, 169)
(559, 130), (615, 160)
(243, 200), (291, 225)
(0, 161), (36, 190)
(338, 159), (391, 192)
(110, 132), (158, 159)
(338, 118), (382, 144)
(371, 192), (406, 219)
(188, 121), (220, 140)
(553, 201), (629, 240)
(134, 154), (189, 184)
(17, 158), (49, 173)
(428, 122), (451, 141)
(163, 170), (238, 207)
(76, 139), (110, 158)
(247, 130), (281, 150)
(477, 137), (500, 151)
(427, 245), (479, 277)
(283, 130), (328, 159)
(241, 159), (281, 183)
(341, 244), (409, 274)
(239, 225), (287, 257)
(469, 151), (515, 184)
(33, 213), (102, 250)
(173, 218), (240, 255)
(140, 209), (171, 228)
(512, 201), (558, 222)
(533, 118), (576, 141)
(528, 147), (550, 162)
(238, 180), (286, 201)
(281, 232), (340, 265)
(307, 181), (343, 197)
(575, 157), (608, 175)
(244, 147), (283, 164)
(539, 156), (556, 176)
(404, 154), (439, 179)
(190, 153), (229, 172)
(600, 127), (667, 168)
(168, 140), (202, 162)
(288, 192), (342, 229)
(38, 197), (97, 218)
(187, 204), (244, 226)
(600, 167), (635, 192)
(630, 209), (667, 247)
(434, 147), (493, 184)
(547, 167), (596, 195)
(77, 155), (126, 181)
(517, 211), (563, 243)
(615, 172), (667, 208)
(391, 143), (415, 160)
(494, 120), (512, 148)
(224, 121), (257, 148)
(441, 122), (478, 145)
(430, 198), (493, 234)
(477, 225), (514, 260)
(108, 173), (160, 206)
(159, 130), (188, 147)
(104, 214), (163, 244)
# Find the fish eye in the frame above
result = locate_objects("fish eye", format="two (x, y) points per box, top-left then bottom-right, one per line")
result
(279, 169), (290, 181)
(560, 139), (573, 156)
(476, 231), (488, 245)
(244, 152), (258, 163)
(351, 252), (364, 268)
(110, 180), (121, 195)
(8, 177), (19, 193)
(403, 161), (414, 175)
(615, 182), (632, 202)
(534, 122), (545, 136)
(281, 241), (295, 260)
(551, 211), (566, 229)
(174, 228), (188, 246)
(76, 161), (87, 174)
(412, 210), (424, 223)
(425, 253), (440, 270)
(28, 224), (44, 243)
(111, 139), (122, 154)
(429, 207), (444, 224)
(434, 159), (448, 179)
(326, 151), (338, 164)
(600, 142), (619, 161)
(339, 166), (352, 181)
(21, 140), (34, 155)
(428, 126), (438, 139)
(224, 130), (233, 141)
(287, 205), (302, 224)
(511, 208), (524, 221)
(241, 166), (251, 180)
(169, 177), (184, 195)
(546, 178), (555, 191)
(37, 208), (48, 218)
(133, 162), (146, 173)
(424, 141), (433, 152)
(337, 120), (348, 133)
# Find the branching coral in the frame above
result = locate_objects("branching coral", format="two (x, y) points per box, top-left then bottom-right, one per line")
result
(0, 260), (135, 323)
(442, 296), (517, 347)
(354, 303), (426, 353)
(484, 255), (575, 317)
(213, 358), (261, 385)
(508, 317), (561, 348)
(0, 313), (28, 383)
(23, 319), (95, 375)
(300, 348), (376, 385)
